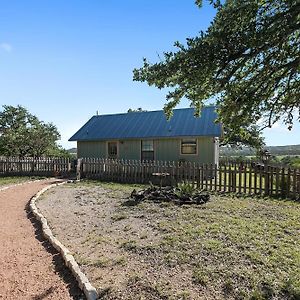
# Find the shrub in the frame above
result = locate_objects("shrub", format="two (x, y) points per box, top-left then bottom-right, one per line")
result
(175, 181), (196, 198)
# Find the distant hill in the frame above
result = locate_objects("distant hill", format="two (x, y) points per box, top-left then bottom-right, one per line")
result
(267, 144), (300, 155)
(220, 144), (300, 157)
(67, 147), (77, 154)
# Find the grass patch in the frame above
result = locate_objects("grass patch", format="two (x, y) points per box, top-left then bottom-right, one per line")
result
(82, 232), (110, 245)
(192, 268), (209, 286)
(120, 240), (138, 251)
(81, 256), (127, 268)
(153, 195), (300, 299)
(75, 179), (146, 193)
(0, 176), (42, 186)
(111, 213), (128, 222)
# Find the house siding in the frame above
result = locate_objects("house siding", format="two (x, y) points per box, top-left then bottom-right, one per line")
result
(155, 137), (214, 163)
(77, 137), (215, 164)
(119, 140), (141, 160)
(77, 141), (106, 158)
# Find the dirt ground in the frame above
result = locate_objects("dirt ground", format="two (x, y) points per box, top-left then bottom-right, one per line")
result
(0, 180), (85, 300)
(36, 181), (300, 300)
(36, 182), (212, 300)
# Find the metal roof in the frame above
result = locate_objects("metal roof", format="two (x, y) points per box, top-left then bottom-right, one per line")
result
(69, 106), (222, 141)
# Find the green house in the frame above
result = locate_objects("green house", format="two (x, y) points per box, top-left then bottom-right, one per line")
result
(69, 107), (222, 164)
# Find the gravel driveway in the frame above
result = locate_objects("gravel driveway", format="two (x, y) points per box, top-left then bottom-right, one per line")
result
(0, 179), (84, 300)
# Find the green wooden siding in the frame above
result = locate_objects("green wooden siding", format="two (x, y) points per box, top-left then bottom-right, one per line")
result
(77, 141), (106, 158)
(77, 137), (216, 163)
(155, 137), (214, 163)
(119, 140), (141, 160)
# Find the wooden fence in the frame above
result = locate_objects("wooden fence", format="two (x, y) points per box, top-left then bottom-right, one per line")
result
(0, 156), (299, 200)
(0, 157), (72, 176)
(79, 158), (300, 200)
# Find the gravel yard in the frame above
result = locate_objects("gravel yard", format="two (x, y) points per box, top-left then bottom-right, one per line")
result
(36, 180), (300, 300)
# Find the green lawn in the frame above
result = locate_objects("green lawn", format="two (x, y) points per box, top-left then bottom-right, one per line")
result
(0, 176), (41, 186)
(154, 195), (300, 299)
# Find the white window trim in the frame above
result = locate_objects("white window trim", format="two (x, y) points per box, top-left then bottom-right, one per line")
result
(141, 140), (154, 151)
(179, 138), (198, 156)
(140, 139), (155, 161)
(106, 140), (119, 159)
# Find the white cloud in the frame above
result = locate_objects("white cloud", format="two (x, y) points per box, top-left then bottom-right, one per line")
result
(0, 42), (12, 52)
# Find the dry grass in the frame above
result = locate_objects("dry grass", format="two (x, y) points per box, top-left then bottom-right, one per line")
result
(37, 180), (300, 300)
(0, 176), (42, 186)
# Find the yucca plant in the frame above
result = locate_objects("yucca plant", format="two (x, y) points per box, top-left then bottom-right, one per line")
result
(175, 181), (196, 199)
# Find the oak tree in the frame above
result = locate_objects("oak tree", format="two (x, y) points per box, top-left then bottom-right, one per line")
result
(0, 105), (62, 157)
(133, 0), (300, 147)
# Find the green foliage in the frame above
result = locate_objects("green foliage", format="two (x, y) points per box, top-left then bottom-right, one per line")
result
(221, 145), (300, 161)
(175, 181), (196, 198)
(291, 157), (300, 168)
(127, 107), (147, 113)
(0, 105), (63, 157)
(47, 145), (73, 158)
(281, 276), (300, 300)
(280, 155), (300, 168)
(192, 268), (209, 286)
(133, 0), (300, 148)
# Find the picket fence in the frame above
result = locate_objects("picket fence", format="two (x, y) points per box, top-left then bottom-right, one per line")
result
(0, 156), (299, 200)
(78, 158), (300, 200)
(0, 156), (71, 176)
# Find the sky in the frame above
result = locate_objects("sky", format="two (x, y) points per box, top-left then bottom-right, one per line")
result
(0, 0), (299, 149)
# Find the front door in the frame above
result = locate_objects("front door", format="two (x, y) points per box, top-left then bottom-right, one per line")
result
(108, 141), (118, 159)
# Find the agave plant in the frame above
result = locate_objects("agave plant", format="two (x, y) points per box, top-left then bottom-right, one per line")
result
(175, 181), (196, 199)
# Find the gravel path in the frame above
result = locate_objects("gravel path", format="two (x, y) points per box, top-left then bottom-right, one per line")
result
(0, 179), (84, 300)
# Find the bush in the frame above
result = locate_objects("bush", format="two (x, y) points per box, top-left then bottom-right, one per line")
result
(175, 181), (196, 198)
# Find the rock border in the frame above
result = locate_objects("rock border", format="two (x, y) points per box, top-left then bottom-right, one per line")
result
(29, 181), (98, 300)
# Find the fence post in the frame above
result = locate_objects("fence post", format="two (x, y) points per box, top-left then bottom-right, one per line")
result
(233, 162), (237, 192)
(76, 158), (82, 181)
(287, 168), (291, 198)
(270, 166), (274, 196)
(218, 163), (222, 191)
(228, 163), (232, 192)
(280, 167), (285, 197)
(265, 165), (269, 196)
(275, 167), (279, 196)
(223, 163), (227, 192)
(292, 169), (297, 199)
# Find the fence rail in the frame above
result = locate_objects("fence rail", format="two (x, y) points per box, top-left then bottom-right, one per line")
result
(78, 158), (300, 200)
(0, 156), (71, 176)
(0, 156), (299, 200)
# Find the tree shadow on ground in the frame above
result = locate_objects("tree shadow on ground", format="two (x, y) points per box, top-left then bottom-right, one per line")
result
(25, 203), (86, 300)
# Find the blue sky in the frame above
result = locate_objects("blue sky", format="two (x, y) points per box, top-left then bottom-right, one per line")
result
(0, 0), (299, 148)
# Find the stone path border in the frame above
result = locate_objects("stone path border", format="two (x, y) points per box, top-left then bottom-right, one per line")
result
(29, 181), (99, 300)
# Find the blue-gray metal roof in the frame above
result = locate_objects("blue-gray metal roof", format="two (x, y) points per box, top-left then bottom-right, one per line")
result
(69, 106), (222, 141)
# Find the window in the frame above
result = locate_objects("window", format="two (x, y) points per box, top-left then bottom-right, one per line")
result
(181, 139), (197, 155)
(108, 142), (118, 159)
(141, 140), (154, 161)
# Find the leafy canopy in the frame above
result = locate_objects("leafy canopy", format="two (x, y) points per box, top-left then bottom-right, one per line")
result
(0, 105), (66, 157)
(127, 107), (147, 113)
(133, 0), (300, 148)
